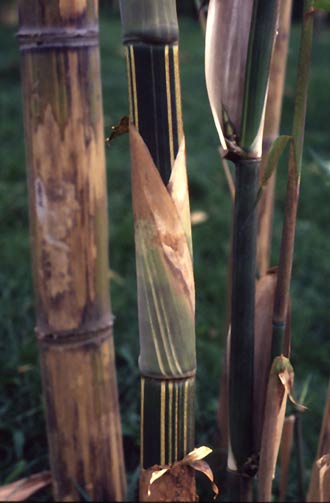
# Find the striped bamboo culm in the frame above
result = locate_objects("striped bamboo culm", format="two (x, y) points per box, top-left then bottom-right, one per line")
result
(126, 43), (183, 184)
(141, 376), (195, 469)
(126, 40), (196, 470)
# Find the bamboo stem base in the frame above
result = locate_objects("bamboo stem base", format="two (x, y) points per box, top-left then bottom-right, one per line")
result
(40, 330), (126, 502)
(227, 470), (253, 503)
(141, 376), (195, 468)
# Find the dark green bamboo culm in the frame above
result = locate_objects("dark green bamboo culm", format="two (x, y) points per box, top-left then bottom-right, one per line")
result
(119, 1), (197, 500)
(205, 0), (279, 499)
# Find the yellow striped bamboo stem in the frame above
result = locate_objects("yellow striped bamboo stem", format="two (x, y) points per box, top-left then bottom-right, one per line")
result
(120, 1), (197, 500)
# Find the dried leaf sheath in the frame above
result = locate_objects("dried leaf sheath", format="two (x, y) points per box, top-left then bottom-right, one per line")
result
(130, 126), (195, 379)
(257, 356), (292, 502)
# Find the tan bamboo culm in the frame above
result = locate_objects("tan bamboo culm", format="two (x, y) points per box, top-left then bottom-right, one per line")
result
(18, 1), (126, 500)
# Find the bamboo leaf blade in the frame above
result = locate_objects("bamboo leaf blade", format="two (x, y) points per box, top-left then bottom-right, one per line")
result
(256, 135), (292, 204)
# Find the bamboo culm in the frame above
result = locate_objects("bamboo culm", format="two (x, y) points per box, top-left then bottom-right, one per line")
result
(18, 1), (126, 500)
(120, 1), (196, 500)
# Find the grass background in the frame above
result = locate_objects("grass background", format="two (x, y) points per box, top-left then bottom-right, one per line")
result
(0, 8), (329, 501)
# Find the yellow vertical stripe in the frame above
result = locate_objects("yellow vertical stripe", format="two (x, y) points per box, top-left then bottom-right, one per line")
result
(173, 44), (184, 144)
(126, 47), (133, 123)
(160, 381), (166, 465)
(183, 380), (189, 454)
(165, 45), (175, 168)
(140, 377), (145, 467)
(129, 45), (139, 130)
(168, 381), (173, 465)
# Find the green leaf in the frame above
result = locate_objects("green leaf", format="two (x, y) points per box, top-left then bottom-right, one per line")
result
(261, 135), (292, 187)
(256, 135), (291, 203)
(313, 0), (330, 11)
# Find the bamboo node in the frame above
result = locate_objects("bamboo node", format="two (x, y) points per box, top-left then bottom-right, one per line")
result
(36, 318), (114, 347)
(17, 27), (98, 51)
(242, 453), (259, 478)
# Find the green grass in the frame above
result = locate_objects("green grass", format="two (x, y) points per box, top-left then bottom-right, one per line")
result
(0, 12), (329, 501)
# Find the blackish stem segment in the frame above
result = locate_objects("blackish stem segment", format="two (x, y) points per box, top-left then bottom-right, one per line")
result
(227, 470), (253, 503)
(295, 412), (306, 502)
(126, 42), (183, 184)
(141, 377), (195, 468)
(230, 159), (259, 470)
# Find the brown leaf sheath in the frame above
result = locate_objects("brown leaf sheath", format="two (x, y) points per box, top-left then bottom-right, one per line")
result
(129, 125), (195, 378)
(257, 356), (292, 502)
